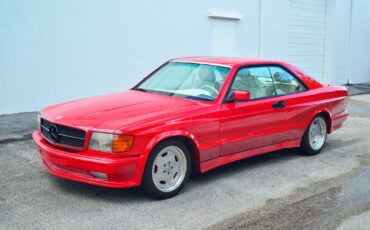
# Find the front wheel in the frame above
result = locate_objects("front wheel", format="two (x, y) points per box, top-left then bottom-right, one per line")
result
(142, 140), (191, 199)
(300, 115), (328, 155)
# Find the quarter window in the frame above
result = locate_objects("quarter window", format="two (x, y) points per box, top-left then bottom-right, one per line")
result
(230, 67), (276, 100)
(269, 66), (306, 95)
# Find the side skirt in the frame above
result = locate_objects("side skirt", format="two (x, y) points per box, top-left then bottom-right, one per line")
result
(199, 139), (301, 173)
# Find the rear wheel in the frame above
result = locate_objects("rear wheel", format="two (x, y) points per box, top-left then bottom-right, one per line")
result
(300, 115), (328, 155)
(142, 140), (191, 199)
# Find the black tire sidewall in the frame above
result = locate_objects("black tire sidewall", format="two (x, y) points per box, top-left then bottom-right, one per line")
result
(142, 139), (191, 199)
(301, 114), (328, 156)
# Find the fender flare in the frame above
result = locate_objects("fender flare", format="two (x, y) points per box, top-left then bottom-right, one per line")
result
(305, 107), (332, 133)
(141, 130), (200, 156)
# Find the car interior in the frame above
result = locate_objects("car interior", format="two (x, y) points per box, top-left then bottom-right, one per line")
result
(231, 66), (306, 100)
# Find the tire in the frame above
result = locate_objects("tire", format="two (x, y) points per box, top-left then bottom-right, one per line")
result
(300, 114), (328, 156)
(142, 139), (191, 199)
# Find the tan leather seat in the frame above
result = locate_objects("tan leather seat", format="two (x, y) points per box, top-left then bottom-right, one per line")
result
(232, 70), (264, 99)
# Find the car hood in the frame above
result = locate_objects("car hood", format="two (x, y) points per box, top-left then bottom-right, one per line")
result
(41, 90), (209, 132)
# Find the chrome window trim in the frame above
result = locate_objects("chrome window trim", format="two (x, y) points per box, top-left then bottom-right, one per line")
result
(170, 60), (232, 68)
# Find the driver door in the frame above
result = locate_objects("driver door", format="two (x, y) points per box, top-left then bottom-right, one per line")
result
(220, 66), (288, 155)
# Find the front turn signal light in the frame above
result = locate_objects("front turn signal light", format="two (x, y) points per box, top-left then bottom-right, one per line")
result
(112, 135), (134, 153)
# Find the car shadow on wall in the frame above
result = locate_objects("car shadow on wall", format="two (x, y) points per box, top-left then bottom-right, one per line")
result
(48, 148), (305, 201)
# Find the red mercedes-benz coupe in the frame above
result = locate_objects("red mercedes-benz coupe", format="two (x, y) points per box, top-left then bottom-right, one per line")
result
(33, 57), (348, 198)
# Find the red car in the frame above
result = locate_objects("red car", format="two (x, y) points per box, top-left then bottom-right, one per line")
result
(33, 57), (348, 198)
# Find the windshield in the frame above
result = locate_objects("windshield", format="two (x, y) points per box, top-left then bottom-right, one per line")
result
(134, 62), (230, 101)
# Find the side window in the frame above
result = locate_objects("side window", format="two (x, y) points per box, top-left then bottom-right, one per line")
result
(231, 67), (276, 100)
(269, 66), (307, 95)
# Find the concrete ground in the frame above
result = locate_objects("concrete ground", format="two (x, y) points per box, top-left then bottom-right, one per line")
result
(1, 94), (370, 229)
(346, 83), (370, 96)
(0, 112), (37, 143)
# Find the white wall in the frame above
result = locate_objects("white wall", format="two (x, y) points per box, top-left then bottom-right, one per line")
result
(259, 0), (289, 60)
(349, 0), (370, 84)
(0, 0), (258, 114)
(324, 0), (370, 84)
(0, 0), (369, 114)
(324, 0), (352, 84)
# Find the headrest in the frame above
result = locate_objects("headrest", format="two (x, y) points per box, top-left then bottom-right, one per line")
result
(198, 67), (215, 82)
(274, 71), (289, 80)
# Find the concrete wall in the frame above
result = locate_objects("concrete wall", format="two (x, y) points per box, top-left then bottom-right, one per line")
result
(0, 0), (369, 114)
(349, 0), (370, 84)
(324, 0), (352, 84)
(0, 0), (256, 114)
(259, 0), (289, 60)
(324, 0), (370, 85)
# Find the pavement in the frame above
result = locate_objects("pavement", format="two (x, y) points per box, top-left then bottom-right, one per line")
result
(346, 83), (370, 96)
(0, 112), (37, 143)
(1, 92), (370, 229)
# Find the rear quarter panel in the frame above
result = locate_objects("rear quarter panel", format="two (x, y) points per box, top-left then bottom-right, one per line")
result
(283, 85), (348, 139)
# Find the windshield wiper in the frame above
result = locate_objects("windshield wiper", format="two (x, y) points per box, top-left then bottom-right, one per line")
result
(185, 95), (213, 101)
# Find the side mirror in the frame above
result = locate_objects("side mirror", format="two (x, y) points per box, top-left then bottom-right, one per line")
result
(234, 90), (251, 101)
(226, 90), (251, 102)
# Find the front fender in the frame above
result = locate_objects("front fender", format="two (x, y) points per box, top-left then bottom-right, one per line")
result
(141, 129), (200, 156)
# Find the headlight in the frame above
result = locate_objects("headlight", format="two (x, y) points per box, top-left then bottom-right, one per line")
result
(89, 132), (113, 152)
(88, 132), (134, 153)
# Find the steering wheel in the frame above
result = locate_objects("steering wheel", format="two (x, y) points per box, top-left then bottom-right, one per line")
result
(200, 85), (219, 97)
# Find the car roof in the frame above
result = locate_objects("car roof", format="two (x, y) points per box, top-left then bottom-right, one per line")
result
(172, 57), (285, 67)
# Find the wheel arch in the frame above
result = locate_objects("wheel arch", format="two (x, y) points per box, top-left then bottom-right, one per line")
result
(307, 108), (332, 133)
(143, 130), (201, 172)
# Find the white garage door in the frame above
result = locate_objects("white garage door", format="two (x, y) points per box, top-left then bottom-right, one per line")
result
(288, 0), (327, 81)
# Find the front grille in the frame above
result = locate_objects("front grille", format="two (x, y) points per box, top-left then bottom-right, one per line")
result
(40, 118), (86, 149)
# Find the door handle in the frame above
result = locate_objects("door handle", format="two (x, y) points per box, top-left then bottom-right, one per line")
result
(272, 100), (286, 109)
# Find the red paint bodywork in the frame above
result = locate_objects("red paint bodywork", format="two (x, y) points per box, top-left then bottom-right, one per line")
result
(33, 57), (349, 188)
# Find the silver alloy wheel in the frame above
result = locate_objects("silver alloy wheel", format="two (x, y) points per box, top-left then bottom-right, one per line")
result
(152, 146), (187, 193)
(308, 117), (327, 151)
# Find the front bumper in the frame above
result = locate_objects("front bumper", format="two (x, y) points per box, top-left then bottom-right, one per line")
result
(33, 131), (147, 188)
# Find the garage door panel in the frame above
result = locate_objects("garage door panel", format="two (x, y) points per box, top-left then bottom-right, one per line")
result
(287, 55), (324, 62)
(289, 17), (326, 24)
(288, 40), (325, 45)
(288, 26), (326, 34)
(290, 0), (327, 11)
(288, 46), (325, 53)
(288, 0), (327, 81)
(288, 61), (321, 71)
(289, 33), (326, 39)
(291, 0), (326, 6)
(289, 20), (326, 28)
(288, 38), (325, 44)
(290, 12), (326, 21)
(290, 6), (325, 14)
